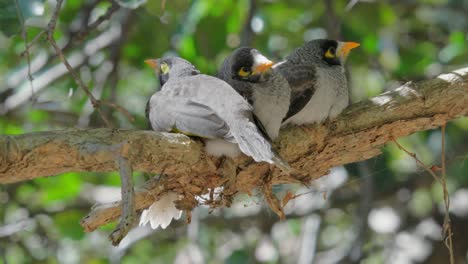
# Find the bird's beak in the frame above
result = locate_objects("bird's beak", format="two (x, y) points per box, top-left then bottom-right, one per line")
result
(252, 53), (274, 75)
(337, 42), (360, 59)
(145, 59), (158, 69)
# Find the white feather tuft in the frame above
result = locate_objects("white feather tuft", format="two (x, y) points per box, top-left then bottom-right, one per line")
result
(139, 191), (183, 230)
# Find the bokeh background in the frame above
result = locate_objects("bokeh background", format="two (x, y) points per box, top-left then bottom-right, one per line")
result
(1, 0), (468, 263)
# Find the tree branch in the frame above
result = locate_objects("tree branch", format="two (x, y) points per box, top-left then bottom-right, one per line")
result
(1, 67), (467, 232)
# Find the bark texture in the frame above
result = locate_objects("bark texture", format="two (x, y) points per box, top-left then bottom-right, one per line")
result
(1, 67), (467, 232)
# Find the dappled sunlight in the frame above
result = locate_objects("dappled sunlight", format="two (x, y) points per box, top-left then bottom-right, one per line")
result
(437, 67), (468, 82)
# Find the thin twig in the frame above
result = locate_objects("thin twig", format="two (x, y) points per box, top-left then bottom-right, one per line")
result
(100, 100), (135, 123)
(46, 0), (112, 127)
(60, 1), (120, 53)
(391, 138), (442, 184)
(441, 124), (455, 264)
(392, 135), (454, 263)
(15, 0), (36, 100)
(19, 30), (46, 57)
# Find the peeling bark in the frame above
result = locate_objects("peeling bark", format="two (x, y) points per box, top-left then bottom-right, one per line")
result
(1, 67), (468, 232)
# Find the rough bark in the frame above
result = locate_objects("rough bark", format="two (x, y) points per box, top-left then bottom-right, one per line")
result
(1, 67), (467, 232)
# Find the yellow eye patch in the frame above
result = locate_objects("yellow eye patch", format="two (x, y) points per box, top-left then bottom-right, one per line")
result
(325, 47), (336, 58)
(238, 67), (251, 77)
(160, 63), (170, 74)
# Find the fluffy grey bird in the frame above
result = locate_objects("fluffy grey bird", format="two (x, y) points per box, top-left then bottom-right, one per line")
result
(218, 47), (291, 140)
(276, 39), (360, 125)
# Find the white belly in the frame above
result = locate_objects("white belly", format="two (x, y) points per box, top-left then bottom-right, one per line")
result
(252, 90), (289, 140)
(284, 68), (347, 125)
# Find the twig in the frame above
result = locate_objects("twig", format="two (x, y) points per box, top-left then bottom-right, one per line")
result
(19, 30), (46, 57)
(46, 0), (112, 127)
(261, 174), (285, 220)
(392, 133), (454, 263)
(71, 2), (120, 44)
(441, 124), (455, 264)
(391, 138), (442, 184)
(109, 155), (136, 246)
(15, 0), (36, 100)
(99, 100), (135, 123)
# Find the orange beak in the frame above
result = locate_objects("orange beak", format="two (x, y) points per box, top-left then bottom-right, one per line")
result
(145, 59), (158, 69)
(252, 61), (274, 75)
(337, 42), (360, 58)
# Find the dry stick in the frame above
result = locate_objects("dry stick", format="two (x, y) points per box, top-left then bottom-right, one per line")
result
(19, 30), (46, 57)
(99, 100), (135, 123)
(392, 136), (454, 263)
(109, 155), (136, 246)
(441, 124), (455, 264)
(15, 0), (36, 100)
(391, 138), (442, 184)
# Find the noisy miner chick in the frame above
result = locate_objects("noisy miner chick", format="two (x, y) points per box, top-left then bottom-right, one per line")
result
(217, 47), (291, 140)
(140, 56), (290, 230)
(277, 39), (360, 125)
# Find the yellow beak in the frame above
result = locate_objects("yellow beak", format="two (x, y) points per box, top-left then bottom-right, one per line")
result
(145, 59), (158, 69)
(252, 61), (274, 75)
(337, 42), (360, 58)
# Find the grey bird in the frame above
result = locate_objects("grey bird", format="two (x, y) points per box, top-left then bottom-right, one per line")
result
(217, 47), (291, 140)
(145, 56), (290, 171)
(276, 39), (360, 125)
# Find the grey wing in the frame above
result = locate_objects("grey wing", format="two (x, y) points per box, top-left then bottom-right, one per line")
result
(277, 63), (317, 121)
(149, 94), (232, 140)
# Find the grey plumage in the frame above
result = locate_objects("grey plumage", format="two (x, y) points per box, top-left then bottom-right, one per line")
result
(146, 56), (290, 171)
(276, 39), (359, 125)
(218, 47), (291, 140)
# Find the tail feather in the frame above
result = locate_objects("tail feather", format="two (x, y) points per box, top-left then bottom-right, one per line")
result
(232, 120), (291, 172)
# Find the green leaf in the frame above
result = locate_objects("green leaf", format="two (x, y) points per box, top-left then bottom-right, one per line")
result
(115, 0), (147, 9)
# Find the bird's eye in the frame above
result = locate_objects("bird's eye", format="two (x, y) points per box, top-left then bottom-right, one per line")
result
(160, 63), (170, 74)
(238, 67), (251, 77)
(325, 47), (336, 58)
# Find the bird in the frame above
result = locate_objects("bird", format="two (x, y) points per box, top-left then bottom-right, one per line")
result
(217, 47), (291, 140)
(276, 39), (360, 125)
(140, 56), (290, 230)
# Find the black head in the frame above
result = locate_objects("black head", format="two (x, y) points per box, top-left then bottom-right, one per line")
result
(317, 39), (340, 66)
(299, 39), (360, 67)
(145, 56), (199, 87)
(229, 47), (273, 83)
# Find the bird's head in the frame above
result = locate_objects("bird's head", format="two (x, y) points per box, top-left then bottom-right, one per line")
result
(230, 47), (274, 82)
(301, 39), (360, 66)
(145, 56), (199, 86)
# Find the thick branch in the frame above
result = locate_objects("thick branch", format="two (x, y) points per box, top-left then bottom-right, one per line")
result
(1, 67), (467, 230)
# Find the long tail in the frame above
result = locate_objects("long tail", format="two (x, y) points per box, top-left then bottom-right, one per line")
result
(231, 119), (291, 173)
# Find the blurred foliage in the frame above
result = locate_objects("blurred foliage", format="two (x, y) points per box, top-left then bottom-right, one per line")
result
(0, 0), (467, 263)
